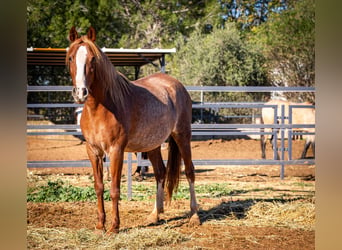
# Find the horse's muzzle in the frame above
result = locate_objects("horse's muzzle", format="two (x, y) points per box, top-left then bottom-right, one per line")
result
(72, 86), (89, 103)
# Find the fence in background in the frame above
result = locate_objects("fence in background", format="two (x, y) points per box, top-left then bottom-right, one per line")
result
(27, 85), (315, 198)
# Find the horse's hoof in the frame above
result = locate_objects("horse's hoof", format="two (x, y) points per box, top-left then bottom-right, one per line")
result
(189, 213), (201, 226)
(146, 213), (159, 225)
(94, 226), (106, 235)
(106, 227), (119, 234)
(95, 222), (106, 231)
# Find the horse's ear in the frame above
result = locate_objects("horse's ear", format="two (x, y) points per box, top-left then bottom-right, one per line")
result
(87, 27), (96, 42)
(69, 26), (79, 42)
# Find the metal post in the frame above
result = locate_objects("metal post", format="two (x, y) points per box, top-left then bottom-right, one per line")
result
(288, 105), (293, 160)
(200, 89), (204, 122)
(273, 105), (278, 160)
(280, 105), (285, 180)
(127, 152), (132, 200)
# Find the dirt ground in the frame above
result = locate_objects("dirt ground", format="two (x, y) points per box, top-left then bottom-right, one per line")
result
(27, 135), (315, 249)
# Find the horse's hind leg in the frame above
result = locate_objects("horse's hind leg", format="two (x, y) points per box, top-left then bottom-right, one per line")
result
(312, 140), (315, 158)
(172, 133), (200, 226)
(301, 135), (315, 159)
(260, 133), (267, 159)
(301, 141), (311, 159)
(270, 134), (280, 160)
(146, 146), (166, 224)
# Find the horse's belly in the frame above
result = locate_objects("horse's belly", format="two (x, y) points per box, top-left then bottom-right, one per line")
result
(125, 125), (171, 152)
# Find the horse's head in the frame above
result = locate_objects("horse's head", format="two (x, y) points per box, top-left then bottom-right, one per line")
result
(67, 27), (98, 104)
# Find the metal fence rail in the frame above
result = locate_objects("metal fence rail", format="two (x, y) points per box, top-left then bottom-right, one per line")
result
(27, 86), (316, 183)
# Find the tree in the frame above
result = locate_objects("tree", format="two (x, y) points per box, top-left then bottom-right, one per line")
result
(171, 23), (267, 89)
(170, 23), (268, 122)
(116, 0), (218, 49)
(250, 0), (315, 102)
(27, 0), (220, 78)
(27, 0), (128, 48)
(217, 0), (292, 30)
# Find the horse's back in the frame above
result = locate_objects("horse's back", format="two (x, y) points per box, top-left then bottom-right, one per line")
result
(262, 99), (289, 124)
(133, 73), (192, 118)
(262, 99), (315, 129)
(134, 73), (189, 97)
(290, 102), (315, 131)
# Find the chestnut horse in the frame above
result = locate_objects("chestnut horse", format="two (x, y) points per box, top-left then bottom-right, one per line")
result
(260, 99), (315, 159)
(74, 107), (148, 181)
(66, 27), (200, 233)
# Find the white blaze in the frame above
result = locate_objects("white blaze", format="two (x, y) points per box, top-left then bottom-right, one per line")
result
(75, 46), (88, 89)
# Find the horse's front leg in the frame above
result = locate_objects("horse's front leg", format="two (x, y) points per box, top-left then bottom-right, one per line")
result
(86, 143), (106, 231)
(107, 145), (125, 234)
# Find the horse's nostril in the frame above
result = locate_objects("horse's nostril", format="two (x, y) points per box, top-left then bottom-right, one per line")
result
(72, 87), (78, 98)
(82, 87), (89, 97)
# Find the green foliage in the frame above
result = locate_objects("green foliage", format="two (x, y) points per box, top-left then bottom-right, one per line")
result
(172, 23), (267, 88)
(27, 0), (217, 49)
(217, 0), (294, 31)
(173, 183), (234, 200)
(27, 0), (129, 48)
(27, 180), (236, 202)
(250, 0), (315, 102)
(27, 0), (314, 106)
(170, 22), (268, 113)
(115, 0), (219, 49)
(27, 179), (99, 202)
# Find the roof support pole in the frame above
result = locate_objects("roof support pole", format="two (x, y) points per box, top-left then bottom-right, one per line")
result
(134, 66), (141, 80)
(159, 54), (165, 73)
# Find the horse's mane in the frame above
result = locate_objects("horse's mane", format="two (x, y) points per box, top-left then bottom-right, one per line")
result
(66, 36), (132, 108)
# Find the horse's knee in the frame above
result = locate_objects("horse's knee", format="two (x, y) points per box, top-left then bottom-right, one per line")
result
(94, 183), (104, 197)
(110, 188), (120, 201)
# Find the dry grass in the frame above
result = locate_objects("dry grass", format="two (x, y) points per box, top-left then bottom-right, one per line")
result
(245, 201), (315, 230)
(27, 226), (189, 249)
(206, 200), (315, 231)
(27, 198), (315, 249)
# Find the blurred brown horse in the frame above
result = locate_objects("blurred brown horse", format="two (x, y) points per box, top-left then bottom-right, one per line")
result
(260, 99), (315, 159)
(66, 27), (200, 233)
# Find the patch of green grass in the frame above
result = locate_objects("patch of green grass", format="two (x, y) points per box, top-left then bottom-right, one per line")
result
(173, 183), (235, 200)
(27, 180), (237, 202)
(27, 179), (98, 202)
(28, 179), (314, 203)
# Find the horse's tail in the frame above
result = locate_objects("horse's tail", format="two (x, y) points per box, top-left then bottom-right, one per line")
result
(165, 136), (182, 205)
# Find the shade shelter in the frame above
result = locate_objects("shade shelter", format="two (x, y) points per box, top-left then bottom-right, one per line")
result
(27, 47), (176, 79)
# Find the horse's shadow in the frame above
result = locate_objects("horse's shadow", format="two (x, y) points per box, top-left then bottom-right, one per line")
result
(121, 195), (308, 233)
(120, 199), (255, 233)
(198, 199), (255, 223)
(197, 195), (309, 225)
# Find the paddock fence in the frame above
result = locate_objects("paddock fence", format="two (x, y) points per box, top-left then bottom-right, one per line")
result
(27, 85), (315, 198)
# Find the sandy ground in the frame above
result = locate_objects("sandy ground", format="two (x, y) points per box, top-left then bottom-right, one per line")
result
(27, 135), (315, 249)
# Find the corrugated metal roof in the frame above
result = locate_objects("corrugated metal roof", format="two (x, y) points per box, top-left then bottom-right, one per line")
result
(27, 47), (176, 66)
